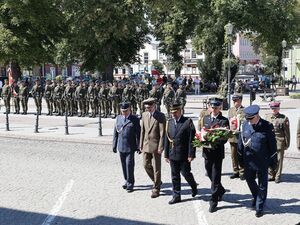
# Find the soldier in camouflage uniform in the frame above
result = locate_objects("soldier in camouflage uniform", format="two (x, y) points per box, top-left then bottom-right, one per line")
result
(19, 80), (29, 115)
(163, 82), (175, 117)
(227, 94), (245, 180)
(44, 79), (53, 116)
(135, 83), (143, 114)
(109, 81), (122, 118)
(31, 78), (43, 115)
(71, 80), (78, 115)
(87, 80), (97, 117)
(265, 102), (290, 183)
(149, 84), (161, 112)
(175, 84), (187, 115)
(12, 81), (20, 114)
(53, 80), (64, 116)
(98, 81), (109, 118)
(64, 79), (75, 116)
(84, 81), (90, 116)
(51, 80), (58, 113)
(75, 80), (87, 117)
(122, 83), (132, 102)
(1, 79), (11, 114)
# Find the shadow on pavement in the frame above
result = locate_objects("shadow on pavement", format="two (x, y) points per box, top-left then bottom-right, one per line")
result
(0, 207), (163, 225)
(281, 173), (300, 183)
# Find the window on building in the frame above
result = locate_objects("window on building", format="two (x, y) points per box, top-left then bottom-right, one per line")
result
(122, 68), (126, 74)
(191, 51), (197, 59)
(115, 68), (118, 74)
(144, 52), (149, 64)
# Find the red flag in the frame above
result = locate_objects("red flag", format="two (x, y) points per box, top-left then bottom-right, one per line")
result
(7, 67), (14, 85)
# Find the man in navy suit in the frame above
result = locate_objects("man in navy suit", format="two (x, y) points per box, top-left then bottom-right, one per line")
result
(165, 101), (198, 204)
(238, 105), (277, 217)
(113, 102), (141, 192)
(201, 99), (229, 213)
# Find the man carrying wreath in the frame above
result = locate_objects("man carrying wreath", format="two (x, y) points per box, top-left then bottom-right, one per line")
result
(201, 99), (229, 213)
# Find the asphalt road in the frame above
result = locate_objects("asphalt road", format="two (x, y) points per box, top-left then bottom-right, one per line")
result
(0, 138), (300, 225)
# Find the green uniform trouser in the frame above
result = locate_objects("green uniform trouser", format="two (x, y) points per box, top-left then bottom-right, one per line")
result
(20, 97), (28, 114)
(65, 98), (73, 116)
(13, 97), (20, 113)
(112, 99), (120, 116)
(100, 100), (109, 116)
(45, 98), (53, 115)
(56, 98), (63, 115)
(230, 142), (244, 176)
(85, 99), (89, 115)
(89, 99), (96, 116)
(34, 97), (42, 114)
(4, 97), (10, 113)
(78, 99), (86, 115)
(269, 149), (284, 180)
(132, 100), (137, 114)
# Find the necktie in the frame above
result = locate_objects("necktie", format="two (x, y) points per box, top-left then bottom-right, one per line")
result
(212, 117), (215, 123)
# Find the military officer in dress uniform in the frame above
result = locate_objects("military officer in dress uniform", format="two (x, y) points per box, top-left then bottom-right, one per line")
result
(113, 102), (141, 193)
(201, 99), (229, 213)
(238, 105), (278, 217)
(140, 98), (166, 198)
(164, 101), (198, 204)
(228, 93), (245, 180)
(265, 102), (290, 183)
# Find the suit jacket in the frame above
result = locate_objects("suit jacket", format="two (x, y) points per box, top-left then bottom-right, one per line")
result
(164, 116), (196, 161)
(113, 114), (141, 153)
(140, 110), (166, 153)
(238, 118), (277, 170)
(297, 118), (300, 150)
(202, 113), (229, 160)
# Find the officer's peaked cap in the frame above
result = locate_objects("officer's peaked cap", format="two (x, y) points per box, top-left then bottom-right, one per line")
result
(244, 105), (260, 119)
(170, 101), (182, 112)
(269, 101), (280, 108)
(119, 102), (131, 111)
(143, 97), (156, 106)
(232, 93), (243, 100)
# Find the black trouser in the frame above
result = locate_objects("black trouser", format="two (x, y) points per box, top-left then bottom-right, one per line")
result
(170, 159), (197, 197)
(204, 158), (225, 202)
(119, 152), (135, 189)
(245, 167), (268, 212)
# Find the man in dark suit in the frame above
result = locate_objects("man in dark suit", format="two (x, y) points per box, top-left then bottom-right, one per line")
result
(113, 102), (141, 192)
(201, 99), (229, 213)
(165, 101), (198, 204)
(238, 105), (277, 217)
(140, 98), (166, 198)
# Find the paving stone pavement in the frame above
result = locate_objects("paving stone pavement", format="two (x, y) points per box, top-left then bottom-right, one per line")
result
(0, 92), (299, 225)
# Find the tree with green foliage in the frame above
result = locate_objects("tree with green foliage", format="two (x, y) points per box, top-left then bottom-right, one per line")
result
(57, 0), (149, 81)
(0, 0), (65, 80)
(146, 0), (199, 77)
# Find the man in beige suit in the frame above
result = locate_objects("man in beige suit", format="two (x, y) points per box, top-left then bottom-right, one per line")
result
(140, 98), (166, 198)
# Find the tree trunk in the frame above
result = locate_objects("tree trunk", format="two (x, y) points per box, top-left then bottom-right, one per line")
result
(104, 63), (114, 81)
(10, 61), (22, 82)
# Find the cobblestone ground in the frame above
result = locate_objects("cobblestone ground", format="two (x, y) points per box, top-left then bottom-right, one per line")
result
(0, 138), (299, 225)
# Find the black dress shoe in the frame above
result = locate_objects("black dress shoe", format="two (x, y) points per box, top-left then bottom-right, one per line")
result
(192, 187), (198, 197)
(127, 188), (134, 193)
(239, 175), (245, 180)
(168, 196), (181, 205)
(255, 210), (263, 217)
(230, 173), (239, 179)
(218, 189), (226, 201)
(209, 202), (217, 213)
(122, 184), (127, 190)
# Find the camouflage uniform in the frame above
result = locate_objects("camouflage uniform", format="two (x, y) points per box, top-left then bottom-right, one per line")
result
(175, 85), (187, 114)
(163, 84), (175, 116)
(53, 81), (64, 116)
(64, 81), (75, 116)
(1, 80), (11, 113)
(109, 82), (122, 118)
(31, 80), (43, 115)
(98, 82), (109, 117)
(19, 82), (29, 114)
(87, 81), (97, 117)
(12, 83), (20, 114)
(75, 81), (87, 117)
(44, 81), (53, 115)
(149, 85), (161, 112)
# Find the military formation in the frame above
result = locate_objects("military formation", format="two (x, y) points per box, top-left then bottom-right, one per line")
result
(0, 78), (187, 118)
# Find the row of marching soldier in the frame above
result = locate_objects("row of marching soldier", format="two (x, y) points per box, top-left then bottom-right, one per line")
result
(113, 93), (293, 218)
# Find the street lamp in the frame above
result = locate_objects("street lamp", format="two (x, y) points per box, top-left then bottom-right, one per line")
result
(281, 39), (287, 86)
(225, 22), (233, 109)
